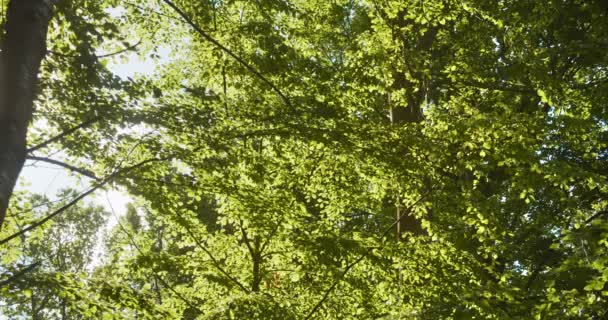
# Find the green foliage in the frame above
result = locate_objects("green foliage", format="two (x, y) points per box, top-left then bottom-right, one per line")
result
(1, 0), (608, 318)
(0, 189), (108, 319)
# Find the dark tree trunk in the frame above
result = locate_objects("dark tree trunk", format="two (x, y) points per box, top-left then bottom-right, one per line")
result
(251, 237), (262, 292)
(0, 0), (53, 230)
(61, 298), (67, 319)
(31, 292), (39, 320)
(386, 9), (438, 239)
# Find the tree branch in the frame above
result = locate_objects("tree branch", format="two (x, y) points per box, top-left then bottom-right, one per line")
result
(27, 117), (99, 153)
(0, 156), (169, 245)
(161, 0), (294, 111)
(0, 261), (40, 288)
(106, 194), (204, 315)
(585, 210), (608, 224)
(26, 155), (100, 180)
(48, 39), (142, 60)
(459, 79), (535, 94)
(174, 211), (251, 293)
(238, 219), (256, 259)
(96, 39), (142, 58)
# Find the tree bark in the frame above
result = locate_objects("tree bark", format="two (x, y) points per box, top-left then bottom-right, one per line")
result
(251, 237), (262, 292)
(0, 0), (53, 230)
(31, 292), (37, 320)
(386, 9), (438, 238)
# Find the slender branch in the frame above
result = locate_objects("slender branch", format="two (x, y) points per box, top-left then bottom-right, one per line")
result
(8, 194), (74, 219)
(161, 0), (294, 111)
(304, 188), (433, 320)
(524, 209), (608, 289)
(458, 79), (535, 94)
(239, 219), (255, 259)
(122, 0), (182, 22)
(33, 292), (51, 314)
(260, 222), (282, 254)
(222, 63), (228, 114)
(27, 117), (100, 153)
(156, 275), (203, 313)
(48, 39), (142, 60)
(0, 262), (40, 288)
(0, 185), (102, 245)
(26, 156), (99, 180)
(585, 210), (608, 224)
(97, 39), (142, 58)
(0, 156), (168, 245)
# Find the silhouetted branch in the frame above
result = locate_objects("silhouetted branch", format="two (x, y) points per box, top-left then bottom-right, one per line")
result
(27, 117), (100, 153)
(106, 194), (204, 315)
(174, 211), (251, 293)
(585, 210), (608, 224)
(26, 156), (99, 180)
(0, 262), (40, 288)
(0, 156), (169, 245)
(97, 39), (142, 58)
(48, 39), (142, 60)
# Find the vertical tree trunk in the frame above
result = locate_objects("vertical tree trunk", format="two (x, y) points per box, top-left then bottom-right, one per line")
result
(61, 298), (67, 319)
(387, 9), (438, 239)
(251, 237), (262, 292)
(31, 292), (39, 320)
(0, 0), (53, 230)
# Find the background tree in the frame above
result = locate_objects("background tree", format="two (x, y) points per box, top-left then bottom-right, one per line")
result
(0, 189), (107, 319)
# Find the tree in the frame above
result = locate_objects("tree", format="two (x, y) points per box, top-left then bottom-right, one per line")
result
(0, 0), (54, 230)
(1, 0), (607, 319)
(0, 189), (107, 319)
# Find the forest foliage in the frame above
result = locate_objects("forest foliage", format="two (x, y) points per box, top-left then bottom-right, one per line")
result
(1, 0), (607, 319)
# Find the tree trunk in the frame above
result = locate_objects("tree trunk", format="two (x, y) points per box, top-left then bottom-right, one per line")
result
(0, 0), (53, 230)
(61, 298), (67, 319)
(251, 237), (262, 292)
(31, 292), (39, 320)
(387, 9), (438, 239)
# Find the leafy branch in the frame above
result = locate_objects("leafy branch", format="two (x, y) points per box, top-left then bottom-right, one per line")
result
(27, 117), (100, 153)
(161, 0), (294, 111)
(0, 156), (169, 245)
(0, 262), (40, 288)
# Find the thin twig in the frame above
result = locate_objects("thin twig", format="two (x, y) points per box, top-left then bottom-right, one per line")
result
(97, 39), (142, 58)
(122, 0), (182, 22)
(174, 210), (251, 293)
(585, 210), (607, 224)
(105, 193), (203, 315)
(48, 39), (141, 60)
(8, 195), (73, 219)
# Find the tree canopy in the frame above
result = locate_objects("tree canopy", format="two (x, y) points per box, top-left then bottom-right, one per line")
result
(1, 0), (607, 319)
